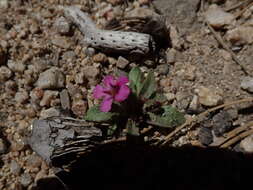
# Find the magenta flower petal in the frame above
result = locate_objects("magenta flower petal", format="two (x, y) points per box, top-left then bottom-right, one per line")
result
(114, 85), (130, 102)
(93, 85), (106, 99)
(100, 97), (113, 112)
(103, 75), (116, 87)
(117, 76), (129, 85)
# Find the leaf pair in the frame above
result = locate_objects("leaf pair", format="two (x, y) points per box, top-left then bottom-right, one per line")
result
(84, 105), (117, 122)
(129, 67), (157, 99)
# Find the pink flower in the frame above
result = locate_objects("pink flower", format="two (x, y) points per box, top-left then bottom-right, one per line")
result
(93, 75), (130, 112)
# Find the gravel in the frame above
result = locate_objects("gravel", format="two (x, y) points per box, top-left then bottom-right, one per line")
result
(1, 0), (253, 189)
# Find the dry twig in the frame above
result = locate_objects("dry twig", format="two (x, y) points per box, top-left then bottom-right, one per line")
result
(220, 128), (253, 148)
(161, 98), (253, 146)
(234, 0), (253, 19)
(213, 121), (253, 147)
(206, 22), (250, 76)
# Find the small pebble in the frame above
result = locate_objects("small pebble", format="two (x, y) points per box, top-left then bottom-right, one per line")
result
(93, 53), (108, 63)
(36, 67), (65, 89)
(7, 60), (26, 73)
(40, 90), (59, 107)
(0, 138), (7, 154)
(40, 107), (61, 118)
(226, 26), (253, 45)
(71, 99), (88, 118)
(240, 134), (253, 153)
(205, 5), (234, 29)
(155, 64), (169, 75)
(212, 111), (232, 137)
(15, 90), (29, 104)
(51, 36), (71, 49)
(0, 66), (12, 82)
(60, 89), (70, 110)
(198, 127), (213, 146)
(19, 173), (32, 187)
(82, 66), (100, 80)
(10, 160), (21, 175)
(116, 56), (129, 69)
(53, 16), (71, 35)
(241, 76), (253, 93)
(196, 86), (223, 107)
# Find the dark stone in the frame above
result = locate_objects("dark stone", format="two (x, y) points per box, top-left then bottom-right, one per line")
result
(212, 111), (233, 137)
(198, 127), (213, 145)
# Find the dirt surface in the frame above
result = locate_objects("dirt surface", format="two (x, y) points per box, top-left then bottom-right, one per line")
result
(0, 0), (253, 189)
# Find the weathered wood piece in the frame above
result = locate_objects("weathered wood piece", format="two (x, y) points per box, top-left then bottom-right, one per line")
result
(64, 6), (156, 55)
(28, 117), (103, 167)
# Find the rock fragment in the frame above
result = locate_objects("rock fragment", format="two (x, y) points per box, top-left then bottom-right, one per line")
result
(19, 173), (32, 187)
(196, 86), (223, 106)
(198, 127), (213, 146)
(205, 5), (235, 29)
(10, 160), (21, 175)
(60, 89), (70, 110)
(7, 60), (26, 73)
(15, 90), (29, 104)
(36, 67), (65, 89)
(212, 111), (232, 137)
(53, 16), (71, 35)
(71, 99), (88, 118)
(40, 90), (59, 107)
(226, 26), (253, 45)
(40, 107), (61, 118)
(0, 66), (12, 82)
(51, 36), (71, 49)
(0, 138), (7, 154)
(240, 134), (253, 153)
(241, 76), (253, 93)
(116, 56), (129, 69)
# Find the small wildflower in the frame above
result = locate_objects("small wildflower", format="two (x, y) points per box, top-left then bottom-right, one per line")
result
(93, 75), (130, 112)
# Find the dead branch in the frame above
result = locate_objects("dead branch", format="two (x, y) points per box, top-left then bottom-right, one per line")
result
(206, 22), (251, 76)
(64, 6), (155, 55)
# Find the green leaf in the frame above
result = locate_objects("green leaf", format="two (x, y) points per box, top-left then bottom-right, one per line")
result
(84, 105), (116, 122)
(126, 119), (140, 136)
(107, 123), (118, 136)
(143, 93), (167, 111)
(129, 67), (142, 96)
(148, 106), (185, 128)
(139, 71), (157, 99)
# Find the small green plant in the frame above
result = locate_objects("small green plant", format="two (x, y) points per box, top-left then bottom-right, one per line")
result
(85, 67), (185, 138)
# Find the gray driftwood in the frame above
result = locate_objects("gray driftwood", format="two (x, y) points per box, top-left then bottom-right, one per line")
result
(28, 117), (103, 167)
(64, 6), (156, 54)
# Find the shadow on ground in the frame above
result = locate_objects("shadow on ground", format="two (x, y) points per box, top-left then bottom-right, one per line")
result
(36, 142), (253, 190)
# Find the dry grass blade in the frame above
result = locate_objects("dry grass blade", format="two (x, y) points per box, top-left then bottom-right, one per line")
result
(224, 0), (251, 12)
(161, 98), (253, 146)
(234, 0), (253, 19)
(206, 22), (251, 76)
(220, 128), (253, 148)
(216, 121), (253, 147)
